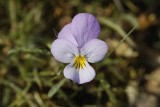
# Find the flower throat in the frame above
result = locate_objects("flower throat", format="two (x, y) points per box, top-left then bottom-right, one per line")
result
(74, 55), (86, 69)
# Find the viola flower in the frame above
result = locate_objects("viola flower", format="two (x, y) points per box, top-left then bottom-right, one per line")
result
(51, 13), (108, 84)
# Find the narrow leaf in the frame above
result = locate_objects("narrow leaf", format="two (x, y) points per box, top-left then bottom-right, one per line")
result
(48, 78), (67, 98)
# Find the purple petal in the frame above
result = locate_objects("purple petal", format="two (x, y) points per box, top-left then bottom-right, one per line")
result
(71, 13), (100, 48)
(81, 39), (108, 63)
(51, 39), (79, 63)
(58, 24), (78, 46)
(63, 61), (95, 84)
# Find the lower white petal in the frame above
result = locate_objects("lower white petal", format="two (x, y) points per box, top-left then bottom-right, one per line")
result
(63, 61), (95, 84)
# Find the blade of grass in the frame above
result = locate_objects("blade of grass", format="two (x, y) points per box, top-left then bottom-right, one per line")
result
(9, 0), (17, 38)
(8, 48), (51, 55)
(48, 78), (67, 98)
(98, 17), (137, 48)
(34, 69), (42, 88)
(58, 90), (75, 107)
(100, 79), (120, 107)
(34, 92), (44, 107)
(107, 26), (136, 57)
(2, 87), (10, 107)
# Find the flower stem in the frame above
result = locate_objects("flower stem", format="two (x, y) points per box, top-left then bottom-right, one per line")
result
(107, 26), (137, 57)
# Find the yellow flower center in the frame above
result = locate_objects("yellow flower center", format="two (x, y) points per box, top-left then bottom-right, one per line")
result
(74, 55), (86, 69)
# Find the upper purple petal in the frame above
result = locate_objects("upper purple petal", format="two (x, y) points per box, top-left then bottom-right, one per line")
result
(58, 24), (78, 47)
(71, 13), (100, 48)
(81, 39), (108, 63)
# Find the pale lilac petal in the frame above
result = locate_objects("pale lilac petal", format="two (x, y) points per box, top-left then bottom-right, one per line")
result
(71, 13), (100, 48)
(63, 61), (95, 84)
(51, 39), (79, 63)
(81, 39), (108, 63)
(58, 24), (78, 46)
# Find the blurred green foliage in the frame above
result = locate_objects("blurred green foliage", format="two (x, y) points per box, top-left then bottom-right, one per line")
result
(0, 0), (160, 107)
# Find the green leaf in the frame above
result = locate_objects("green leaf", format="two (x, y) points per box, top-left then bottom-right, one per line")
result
(48, 78), (67, 98)
(100, 79), (120, 107)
